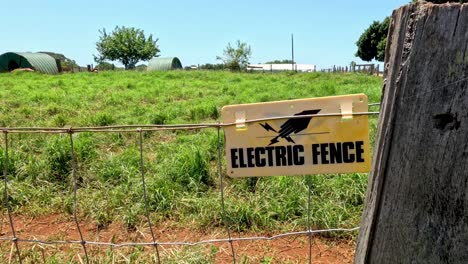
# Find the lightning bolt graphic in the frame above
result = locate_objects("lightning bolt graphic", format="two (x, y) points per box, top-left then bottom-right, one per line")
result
(260, 123), (277, 132)
(267, 109), (321, 146)
(268, 137), (279, 145)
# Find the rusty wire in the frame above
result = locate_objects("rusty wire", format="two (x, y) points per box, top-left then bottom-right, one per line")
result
(138, 129), (161, 264)
(2, 132), (22, 264)
(0, 227), (359, 247)
(307, 175), (313, 264)
(0, 111), (379, 134)
(0, 111), (376, 262)
(217, 126), (236, 263)
(69, 132), (90, 264)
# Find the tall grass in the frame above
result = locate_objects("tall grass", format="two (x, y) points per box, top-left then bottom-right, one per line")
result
(0, 71), (382, 237)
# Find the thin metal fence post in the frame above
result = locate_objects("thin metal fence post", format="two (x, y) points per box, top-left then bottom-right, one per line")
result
(307, 175), (313, 264)
(68, 131), (90, 264)
(3, 132), (22, 264)
(217, 126), (236, 263)
(138, 129), (161, 264)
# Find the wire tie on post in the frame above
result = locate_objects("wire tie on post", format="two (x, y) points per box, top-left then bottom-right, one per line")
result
(68, 131), (90, 264)
(137, 128), (161, 264)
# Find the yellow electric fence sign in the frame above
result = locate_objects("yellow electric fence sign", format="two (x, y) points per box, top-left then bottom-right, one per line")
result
(222, 94), (371, 177)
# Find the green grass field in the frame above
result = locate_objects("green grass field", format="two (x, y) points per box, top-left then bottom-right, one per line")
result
(0, 70), (382, 262)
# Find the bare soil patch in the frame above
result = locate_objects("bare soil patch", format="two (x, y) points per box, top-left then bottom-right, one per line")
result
(0, 214), (355, 263)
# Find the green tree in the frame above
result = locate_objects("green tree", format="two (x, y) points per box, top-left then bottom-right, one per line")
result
(355, 17), (390, 62)
(95, 62), (115, 71)
(217, 40), (252, 71)
(94, 26), (159, 70)
(134, 64), (147, 71)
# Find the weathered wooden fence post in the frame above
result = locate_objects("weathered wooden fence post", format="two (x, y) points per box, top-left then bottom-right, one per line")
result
(356, 2), (468, 263)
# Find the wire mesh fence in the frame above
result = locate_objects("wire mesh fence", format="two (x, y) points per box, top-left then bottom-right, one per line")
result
(0, 109), (379, 263)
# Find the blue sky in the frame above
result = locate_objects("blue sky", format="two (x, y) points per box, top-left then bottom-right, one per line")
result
(1, 0), (409, 69)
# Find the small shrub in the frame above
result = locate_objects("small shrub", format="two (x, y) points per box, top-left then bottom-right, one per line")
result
(45, 136), (72, 183)
(44, 134), (95, 183)
(73, 133), (97, 161)
(95, 148), (140, 184)
(188, 103), (219, 121)
(126, 82), (136, 89)
(225, 201), (265, 231)
(63, 195), (73, 215)
(90, 112), (116, 126)
(0, 148), (19, 177)
(53, 114), (67, 127)
(209, 104), (219, 119)
(150, 112), (167, 125)
(123, 204), (141, 231)
(147, 178), (178, 213)
(90, 200), (113, 229)
(168, 147), (212, 191)
(46, 104), (60, 115)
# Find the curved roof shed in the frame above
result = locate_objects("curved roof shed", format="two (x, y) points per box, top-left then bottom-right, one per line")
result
(147, 57), (182, 71)
(0, 52), (60, 74)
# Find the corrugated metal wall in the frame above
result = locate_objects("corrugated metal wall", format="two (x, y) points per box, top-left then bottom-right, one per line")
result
(147, 57), (182, 71)
(0, 52), (60, 74)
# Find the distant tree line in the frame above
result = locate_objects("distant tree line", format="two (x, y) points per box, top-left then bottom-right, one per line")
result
(264, 59), (293, 64)
(198, 63), (225, 70)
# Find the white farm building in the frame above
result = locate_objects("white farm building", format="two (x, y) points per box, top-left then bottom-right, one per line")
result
(247, 63), (316, 72)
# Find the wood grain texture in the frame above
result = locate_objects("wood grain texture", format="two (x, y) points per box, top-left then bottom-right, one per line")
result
(355, 2), (468, 263)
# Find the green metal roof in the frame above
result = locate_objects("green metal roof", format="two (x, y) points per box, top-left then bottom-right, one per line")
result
(147, 57), (182, 71)
(0, 52), (60, 74)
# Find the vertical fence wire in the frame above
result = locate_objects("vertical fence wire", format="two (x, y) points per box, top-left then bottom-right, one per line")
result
(2, 132), (22, 264)
(307, 175), (313, 264)
(0, 119), (376, 262)
(138, 129), (161, 264)
(68, 132), (89, 264)
(217, 126), (236, 263)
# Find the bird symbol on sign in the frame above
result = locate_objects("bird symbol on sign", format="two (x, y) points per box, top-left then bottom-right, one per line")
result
(260, 109), (321, 145)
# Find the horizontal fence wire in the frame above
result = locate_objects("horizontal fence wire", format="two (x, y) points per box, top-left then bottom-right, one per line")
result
(0, 227), (360, 247)
(0, 109), (379, 263)
(0, 110), (380, 134)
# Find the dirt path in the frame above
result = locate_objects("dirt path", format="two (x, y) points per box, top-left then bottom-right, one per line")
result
(0, 214), (355, 263)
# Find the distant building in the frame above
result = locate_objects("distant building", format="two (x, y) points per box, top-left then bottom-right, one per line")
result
(247, 63), (316, 72)
(0, 52), (61, 74)
(147, 57), (183, 71)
